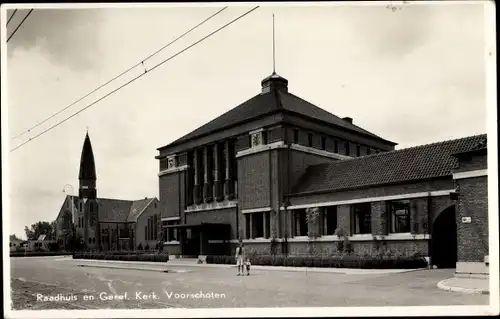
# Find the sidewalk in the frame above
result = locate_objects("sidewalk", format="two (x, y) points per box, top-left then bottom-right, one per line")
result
(437, 277), (490, 295)
(67, 258), (425, 275)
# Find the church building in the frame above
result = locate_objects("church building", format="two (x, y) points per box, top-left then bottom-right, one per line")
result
(156, 72), (489, 277)
(55, 133), (161, 251)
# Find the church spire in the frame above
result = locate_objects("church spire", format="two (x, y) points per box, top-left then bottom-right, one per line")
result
(78, 132), (97, 181)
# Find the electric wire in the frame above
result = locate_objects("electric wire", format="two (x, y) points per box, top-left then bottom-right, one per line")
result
(10, 6), (260, 153)
(7, 9), (33, 42)
(6, 8), (18, 25)
(11, 6), (228, 140)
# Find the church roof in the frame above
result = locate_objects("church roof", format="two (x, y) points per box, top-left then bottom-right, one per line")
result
(78, 133), (97, 180)
(291, 134), (487, 196)
(158, 74), (396, 150)
(57, 196), (158, 224)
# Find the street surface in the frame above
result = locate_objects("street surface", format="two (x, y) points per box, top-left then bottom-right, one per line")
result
(9, 256), (488, 310)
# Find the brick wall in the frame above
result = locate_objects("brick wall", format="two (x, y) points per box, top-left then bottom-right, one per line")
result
(455, 176), (488, 262)
(288, 149), (337, 193)
(337, 205), (351, 235)
(136, 201), (161, 248)
(453, 153), (487, 173)
(242, 239), (428, 257)
(237, 152), (271, 210)
(371, 201), (386, 235)
(159, 172), (181, 219)
(289, 178), (453, 206)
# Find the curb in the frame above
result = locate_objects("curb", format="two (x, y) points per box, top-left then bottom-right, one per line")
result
(72, 259), (425, 275)
(437, 279), (490, 295)
(77, 264), (170, 273)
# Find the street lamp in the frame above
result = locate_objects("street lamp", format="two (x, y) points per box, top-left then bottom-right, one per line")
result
(62, 184), (74, 252)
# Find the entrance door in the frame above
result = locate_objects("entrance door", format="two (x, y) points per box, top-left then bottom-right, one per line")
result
(431, 205), (457, 268)
(182, 228), (200, 257)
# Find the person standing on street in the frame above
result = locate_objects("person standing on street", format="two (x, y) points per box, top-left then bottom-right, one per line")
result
(235, 239), (246, 276)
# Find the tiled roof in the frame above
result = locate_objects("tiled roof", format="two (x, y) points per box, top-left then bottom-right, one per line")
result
(127, 198), (155, 222)
(291, 134), (487, 195)
(97, 198), (134, 222)
(159, 76), (395, 150)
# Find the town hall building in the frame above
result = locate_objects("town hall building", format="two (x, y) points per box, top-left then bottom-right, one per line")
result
(156, 72), (489, 277)
(55, 133), (161, 251)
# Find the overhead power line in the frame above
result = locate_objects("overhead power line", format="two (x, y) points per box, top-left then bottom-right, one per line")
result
(7, 9), (18, 25)
(7, 9), (33, 42)
(11, 6), (228, 141)
(10, 6), (260, 153)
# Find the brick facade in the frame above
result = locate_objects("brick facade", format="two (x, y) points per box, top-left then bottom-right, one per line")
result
(154, 74), (488, 268)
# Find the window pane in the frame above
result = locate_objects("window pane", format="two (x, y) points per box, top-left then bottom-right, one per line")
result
(325, 206), (337, 235)
(389, 200), (410, 233)
(352, 203), (371, 234)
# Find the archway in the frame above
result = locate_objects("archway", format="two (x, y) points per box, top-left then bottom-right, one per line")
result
(431, 205), (457, 268)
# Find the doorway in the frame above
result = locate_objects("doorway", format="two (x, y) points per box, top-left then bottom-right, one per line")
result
(431, 205), (457, 268)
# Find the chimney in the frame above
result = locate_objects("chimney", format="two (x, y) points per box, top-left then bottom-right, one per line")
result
(342, 117), (353, 124)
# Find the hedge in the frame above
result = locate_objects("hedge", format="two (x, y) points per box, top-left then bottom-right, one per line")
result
(10, 251), (73, 257)
(206, 255), (427, 269)
(73, 252), (169, 263)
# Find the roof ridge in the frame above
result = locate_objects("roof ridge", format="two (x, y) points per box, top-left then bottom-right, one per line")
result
(308, 133), (487, 170)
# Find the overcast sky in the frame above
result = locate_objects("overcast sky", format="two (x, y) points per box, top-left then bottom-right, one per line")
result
(4, 2), (490, 239)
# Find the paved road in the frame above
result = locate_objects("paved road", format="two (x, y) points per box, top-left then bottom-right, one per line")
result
(9, 256), (488, 310)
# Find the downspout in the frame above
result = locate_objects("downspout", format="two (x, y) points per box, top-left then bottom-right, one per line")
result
(427, 192), (432, 267)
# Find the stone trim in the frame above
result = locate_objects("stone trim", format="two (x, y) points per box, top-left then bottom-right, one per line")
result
(205, 234), (431, 244)
(242, 207), (272, 214)
(161, 216), (180, 221)
(290, 143), (352, 160)
(236, 141), (287, 158)
(163, 241), (180, 245)
(456, 262), (489, 275)
(249, 128), (264, 135)
(453, 169), (488, 180)
(158, 165), (188, 177)
(282, 189), (455, 210)
(185, 200), (238, 213)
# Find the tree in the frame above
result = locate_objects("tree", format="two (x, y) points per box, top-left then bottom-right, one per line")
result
(24, 221), (55, 240)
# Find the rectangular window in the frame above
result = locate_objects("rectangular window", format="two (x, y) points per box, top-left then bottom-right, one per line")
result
(356, 145), (361, 157)
(293, 209), (308, 237)
(293, 129), (299, 143)
(265, 212), (271, 239)
(245, 214), (251, 239)
(253, 212), (264, 238)
(334, 140), (339, 153)
(351, 203), (372, 234)
(159, 158), (168, 171)
(345, 142), (350, 156)
(388, 200), (411, 233)
(367, 148), (371, 155)
(166, 221), (178, 242)
(145, 226), (147, 241)
(320, 136), (326, 150)
(322, 206), (337, 235)
(307, 133), (313, 147)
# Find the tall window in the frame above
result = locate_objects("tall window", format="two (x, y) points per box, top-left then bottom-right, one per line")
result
(351, 203), (372, 234)
(307, 133), (313, 147)
(345, 142), (350, 156)
(334, 140), (339, 153)
(356, 145), (361, 157)
(293, 209), (308, 236)
(89, 202), (93, 212)
(388, 200), (411, 233)
(165, 221), (179, 242)
(367, 148), (371, 155)
(246, 212), (270, 239)
(320, 136), (327, 150)
(145, 225), (148, 240)
(153, 215), (158, 240)
(293, 129), (299, 143)
(322, 206), (337, 235)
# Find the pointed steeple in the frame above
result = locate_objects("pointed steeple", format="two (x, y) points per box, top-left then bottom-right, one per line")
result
(78, 132), (97, 181)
